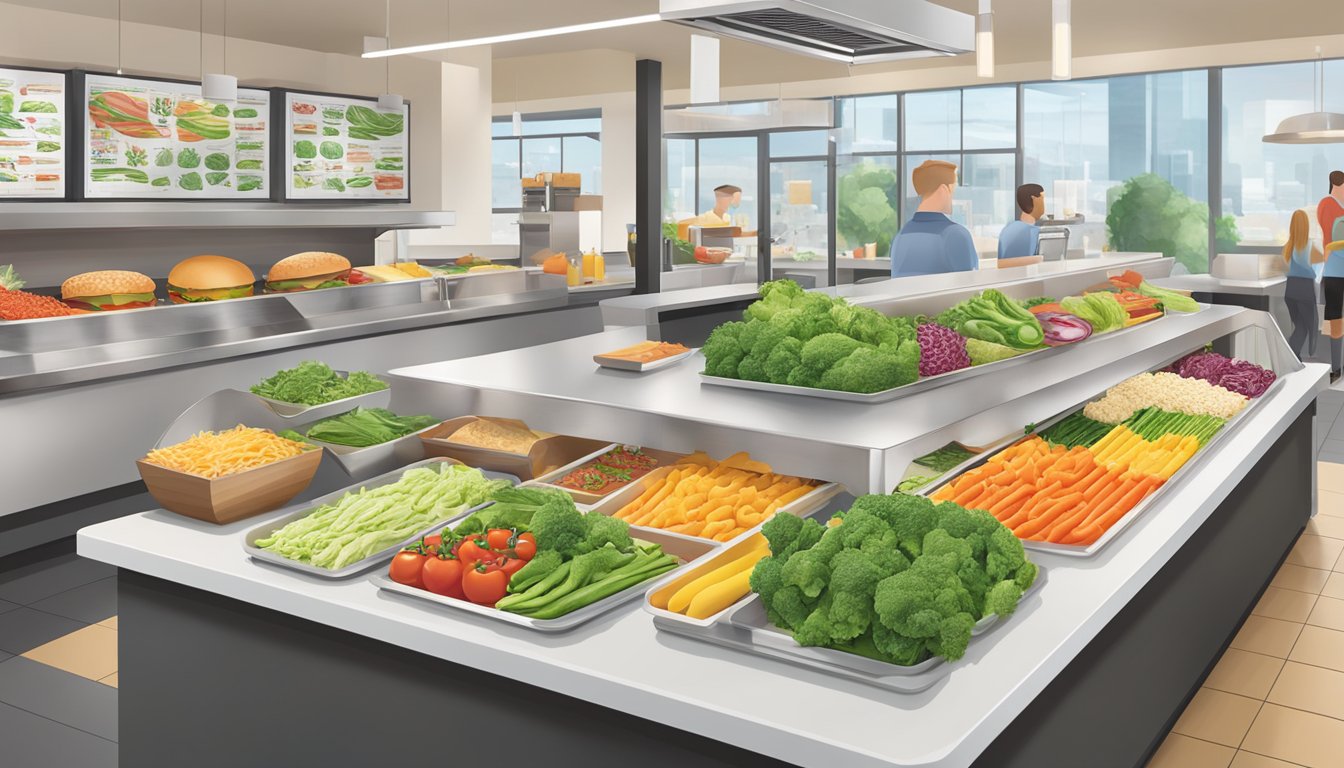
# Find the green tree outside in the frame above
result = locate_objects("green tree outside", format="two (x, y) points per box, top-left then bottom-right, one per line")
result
(1106, 172), (1239, 273)
(837, 162), (902, 258)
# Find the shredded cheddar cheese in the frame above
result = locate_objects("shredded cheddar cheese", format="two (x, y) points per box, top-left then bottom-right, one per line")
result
(143, 426), (308, 479)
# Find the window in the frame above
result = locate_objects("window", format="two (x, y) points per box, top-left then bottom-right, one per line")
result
(491, 109), (602, 244)
(1023, 70), (1210, 271)
(1223, 60), (1344, 247)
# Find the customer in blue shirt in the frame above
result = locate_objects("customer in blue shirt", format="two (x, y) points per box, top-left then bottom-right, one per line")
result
(997, 184), (1045, 267)
(1282, 209), (1325, 362)
(889, 160), (979, 278)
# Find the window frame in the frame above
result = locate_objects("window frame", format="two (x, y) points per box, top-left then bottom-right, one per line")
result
(491, 110), (602, 221)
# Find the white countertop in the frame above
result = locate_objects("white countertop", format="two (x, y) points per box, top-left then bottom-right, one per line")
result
(78, 354), (1325, 768)
(1152, 273), (1286, 296)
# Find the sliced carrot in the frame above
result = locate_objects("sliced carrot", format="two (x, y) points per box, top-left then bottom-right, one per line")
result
(987, 485), (1035, 517)
(1013, 492), (1084, 538)
(1058, 477), (1139, 544)
(1070, 477), (1159, 545)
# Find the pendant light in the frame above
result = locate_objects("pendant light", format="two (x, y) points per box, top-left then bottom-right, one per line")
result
(976, 0), (994, 78)
(201, 0), (237, 102)
(1264, 48), (1344, 144)
(115, 0), (123, 75)
(377, 0), (403, 110)
(1051, 0), (1071, 81)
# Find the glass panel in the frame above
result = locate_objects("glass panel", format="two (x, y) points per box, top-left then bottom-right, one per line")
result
(962, 86), (1017, 150)
(697, 136), (758, 230)
(905, 90), (961, 152)
(491, 212), (519, 245)
(491, 138), (520, 209)
(1023, 70), (1211, 271)
(961, 152), (1017, 258)
(521, 136), (562, 179)
(665, 138), (697, 221)
(769, 160), (830, 284)
(491, 119), (514, 138)
(1223, 60), (1344, 247)
(770, 129), (829, 158)
(838, 94), (899, 154)
(521, 116), (601, 135)
(562, 135), (602, 194)
(836, 155), (901, 277)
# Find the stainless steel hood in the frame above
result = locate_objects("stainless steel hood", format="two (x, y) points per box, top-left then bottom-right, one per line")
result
(659, 0), (974, 65)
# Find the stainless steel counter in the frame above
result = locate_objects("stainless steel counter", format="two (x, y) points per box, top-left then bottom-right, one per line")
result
(1151, 273), (1286, 297)
(0, 203), (456, 231)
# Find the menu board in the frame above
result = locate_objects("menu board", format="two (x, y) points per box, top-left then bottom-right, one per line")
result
(282, 91), (408, 201)
(81, 73), (270, 200)
(0, 67), (67, 199)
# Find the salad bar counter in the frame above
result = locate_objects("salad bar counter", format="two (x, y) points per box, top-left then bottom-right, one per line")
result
(76, 272), (1326, 768)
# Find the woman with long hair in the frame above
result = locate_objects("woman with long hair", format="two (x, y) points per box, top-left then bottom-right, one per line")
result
(1283, 209), (1326, 363)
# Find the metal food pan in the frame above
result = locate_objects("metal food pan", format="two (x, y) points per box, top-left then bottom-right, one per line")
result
(243, 458), (519, 579)
(919, 377), (1281, 558)
(252, 371), (391, 420)
(305, 423), (440, 478)
(369, 525), (722, 632)
(585, 463), (842, 549)
(698, 317), (1165, 404)
(527, 444), (689, 507)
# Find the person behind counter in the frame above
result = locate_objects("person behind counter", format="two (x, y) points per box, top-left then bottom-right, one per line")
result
(1320, 171), (1344, 380)
(997, 184), (1045, 268)
(1281, 209), (1325, 363)
(691, 184), (742, 228)
(889, 160), (979, 278)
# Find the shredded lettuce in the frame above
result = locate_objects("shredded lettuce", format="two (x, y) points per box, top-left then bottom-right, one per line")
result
(250, 361), (387, 405)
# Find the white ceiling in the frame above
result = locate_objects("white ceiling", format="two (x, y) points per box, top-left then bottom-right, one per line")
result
(4, 0), (1336, 89)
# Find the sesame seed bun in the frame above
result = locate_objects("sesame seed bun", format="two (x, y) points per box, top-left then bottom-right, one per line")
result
(168, 255), (256, 290)
(268, 252), (351, 282)
(61, 270), (156, 300)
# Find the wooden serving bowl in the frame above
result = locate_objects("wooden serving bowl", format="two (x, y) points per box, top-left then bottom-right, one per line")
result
(137, 447), (323, 525)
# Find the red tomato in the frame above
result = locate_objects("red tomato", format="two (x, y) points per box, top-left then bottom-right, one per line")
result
(421, 556), (465, 598)
(457, 535), (491, 566)
(486, 528), (514, 552)
(389, 550), (428, 588)
(497, 556), (526, 578)
(511, 532), (537, 561)
(462, 560), (509, 606)
(422, 533), (443, 552)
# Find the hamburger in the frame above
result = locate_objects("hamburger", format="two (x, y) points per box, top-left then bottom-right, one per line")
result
(61, 270), (157, 311)
(264, 252), (371, 292)
(167, 255), (256, 303)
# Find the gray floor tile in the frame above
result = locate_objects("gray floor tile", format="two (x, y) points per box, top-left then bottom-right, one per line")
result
(0, 608), (83, 656)
(29, 578), (115, 626)
(1318, 451), (1344, 465)
(0, 700), (116, 767)
(0, 657), (117, 741)
(1324, 438), (1344, 455)
(0, 555), (115, 606)
(0, 650), (10, 663)
(0, 598), (18, 616)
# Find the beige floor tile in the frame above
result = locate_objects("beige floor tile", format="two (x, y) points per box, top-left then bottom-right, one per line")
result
(1305, 595), (1344, 631)
(1288, 625), (1344, 673)
(1230, 751), (1311, 768)
(1319, 490), (1344, 518)
(1205, 649), (1286, 700)
(99, 672), (117, 688)
(1272, 565), (1332, 595)
(1335, 549), (1344, 574)
(1286, 535), (1344, 570)
(1306, 514), (1344, 539)
(20, 624), (117, 681)
(96, 616), (117, 630)
(1267, 661), (1344, 721)
(1255, 588), (1319, 624)
(1241, 703), (1344, 768)
(1319, 462), (1344, 495)
(1231, 616), (1306, 659)
(1147, 733), (1236, 768)
(1172, 688), (1264, 748)
(1321, 573), (1344, 601)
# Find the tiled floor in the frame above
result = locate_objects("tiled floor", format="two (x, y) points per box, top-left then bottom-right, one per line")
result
(0, 395), (1341, 768)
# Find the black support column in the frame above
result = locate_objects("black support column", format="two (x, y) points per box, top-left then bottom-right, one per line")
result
(635, 59), (662, 295)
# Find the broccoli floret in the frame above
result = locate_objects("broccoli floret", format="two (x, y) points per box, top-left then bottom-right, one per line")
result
(825, 548), (884, 642)
(873, 555), (976, 660)
(786, 366), (822, 388)
(702, 321), (747, 378)
(736, 354), (769, 382)
(760, 513), (805, 558)
(745, 280), (804, 322)
(1015, 560), (1039, 592)
(934, 612), (977, 661)
(871, 621), (929, 666)
(529, 496), (588, 557)
(985, 524), (1028, 583)
(507, 550), (564, 592)
(799, 333), (864, 375)
(793, 592), (836, 647)
(817, 342), (920, 394)
(770, 584), (816, 631)
(983, 579), (1026, 619)
(582, 514), (633, 554)
(749, 555), (789, 627)
(852, 493), (939, 559)
(763, 336), (804, 384)
(780, 524), (844, 599)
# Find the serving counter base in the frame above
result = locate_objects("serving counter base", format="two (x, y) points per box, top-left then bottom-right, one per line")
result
(110, 406), (1313, 768)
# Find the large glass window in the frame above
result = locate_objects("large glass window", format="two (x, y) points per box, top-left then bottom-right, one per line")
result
(1223, 60), (1344, 246)
(905, 90), (961, 152)
(838, 93), (899, 155)
(490, 109), (602, 243)
(696, 136), (758, 228)
(1024, 70), (1211, 271)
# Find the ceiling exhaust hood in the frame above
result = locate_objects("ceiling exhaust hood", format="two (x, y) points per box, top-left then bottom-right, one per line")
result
(659, 0), (974, 65)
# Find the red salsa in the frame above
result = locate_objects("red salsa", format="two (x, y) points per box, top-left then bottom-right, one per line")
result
(556, 446), (660, 495)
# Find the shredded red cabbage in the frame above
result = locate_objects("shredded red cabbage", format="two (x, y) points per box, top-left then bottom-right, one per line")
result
(917, 323), (972, 377)
(1169, 351), (1276, 397)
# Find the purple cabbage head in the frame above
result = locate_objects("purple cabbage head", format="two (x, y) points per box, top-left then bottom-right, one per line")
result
(917, 323), (971, 377)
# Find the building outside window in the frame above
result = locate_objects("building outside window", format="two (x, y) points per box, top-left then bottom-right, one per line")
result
(491, 109), (601, 244)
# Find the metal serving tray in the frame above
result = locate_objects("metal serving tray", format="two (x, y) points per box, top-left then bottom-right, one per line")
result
(252, 371), (391, 420)
(304, 423), (440, 478)
(243, 458), (519, 579)
(651, 568), (1046, 695)
(370, 526), (722, 632)
(593, 347), (698, 373)
(698, 316), (1165, 404)
(919, 376), (1282, 558)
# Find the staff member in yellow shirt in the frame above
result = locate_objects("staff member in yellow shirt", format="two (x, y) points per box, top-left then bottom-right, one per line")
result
(691, 184), (742, 228)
